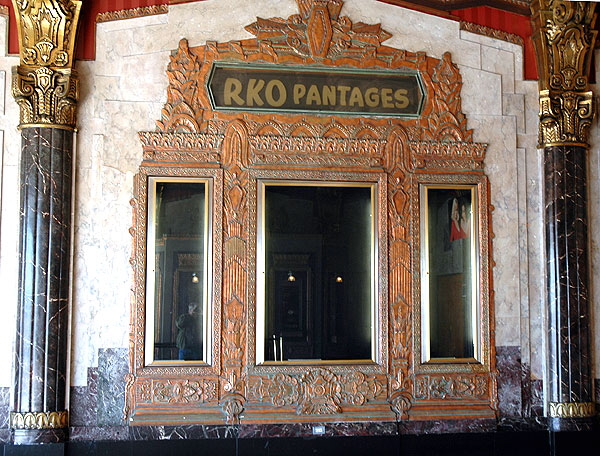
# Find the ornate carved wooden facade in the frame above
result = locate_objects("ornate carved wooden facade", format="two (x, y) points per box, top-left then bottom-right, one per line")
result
(127, 0), (494, 425)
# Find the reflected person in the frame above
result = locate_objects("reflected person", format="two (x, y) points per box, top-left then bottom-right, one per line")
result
(176, 302), (202, 360)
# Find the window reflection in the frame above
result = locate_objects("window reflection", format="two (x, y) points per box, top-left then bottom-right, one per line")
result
(148, 179), (207, 362)
(261, 184), (374, 362)
(425, 187), (476, 360)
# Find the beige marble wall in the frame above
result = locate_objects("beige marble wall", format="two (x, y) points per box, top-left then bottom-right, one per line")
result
(0, 0), (589, 397)
(0, 14), (20, 388)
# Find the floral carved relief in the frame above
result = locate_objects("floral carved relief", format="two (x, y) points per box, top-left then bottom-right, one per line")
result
(248, 368), (385, 415)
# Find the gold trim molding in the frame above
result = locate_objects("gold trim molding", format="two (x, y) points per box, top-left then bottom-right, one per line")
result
(11, 0), (82, 129)
(459, 22), (524, 47)
(9, 411), (69, 430)
(548, 401), (595, 418)
(97, 5), (169, 23)
(531, 0), (598, 147)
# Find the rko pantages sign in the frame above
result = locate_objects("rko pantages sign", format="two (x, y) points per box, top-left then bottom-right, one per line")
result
(208, 63), (425, 117)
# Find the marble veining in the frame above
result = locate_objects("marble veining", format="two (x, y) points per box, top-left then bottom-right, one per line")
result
(12, 128), (74, 444)
(70, 368), (98, 427)
(495, 346), (523, 417)
(97, 348), (128, 426)
(544, 145), (593, 407)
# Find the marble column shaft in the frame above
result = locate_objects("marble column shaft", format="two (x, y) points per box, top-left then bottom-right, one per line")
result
(544, 145), (594, 426)
(12, 127), (73, 443)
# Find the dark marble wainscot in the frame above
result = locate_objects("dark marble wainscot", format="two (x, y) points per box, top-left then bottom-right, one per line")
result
(69, 348), (129, 441)
(0, 386), (10, 443)
(495, 346), (522, 417)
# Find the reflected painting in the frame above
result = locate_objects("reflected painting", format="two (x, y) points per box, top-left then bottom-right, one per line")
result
(423, 186), (477, 360)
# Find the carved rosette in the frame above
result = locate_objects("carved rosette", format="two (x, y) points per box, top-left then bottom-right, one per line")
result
(531, 0), (597, 146)
(11, 0), (82, 129)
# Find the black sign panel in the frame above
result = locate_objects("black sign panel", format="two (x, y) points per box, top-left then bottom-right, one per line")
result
(207, 63), (424, 117)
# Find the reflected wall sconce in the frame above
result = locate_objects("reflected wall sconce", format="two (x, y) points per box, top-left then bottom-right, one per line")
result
(191, 273), (200, 283)
(287, 271), (296, 282)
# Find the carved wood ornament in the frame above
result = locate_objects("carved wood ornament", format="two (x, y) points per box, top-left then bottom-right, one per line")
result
(128, 0), (495, 425)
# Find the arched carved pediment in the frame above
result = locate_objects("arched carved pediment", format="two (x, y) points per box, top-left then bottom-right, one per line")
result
(150, 0), (477, 150)
(132, 0), (493, 427)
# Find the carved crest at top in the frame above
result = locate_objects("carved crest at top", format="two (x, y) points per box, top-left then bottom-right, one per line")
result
(152, 0), (476, 146)
(245, 0), (391, 60)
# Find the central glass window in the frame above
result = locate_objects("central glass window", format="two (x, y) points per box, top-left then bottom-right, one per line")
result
(257, 182), (375, 363)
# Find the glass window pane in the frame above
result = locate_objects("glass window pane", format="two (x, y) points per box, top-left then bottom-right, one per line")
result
(425, 187), (475, 360)
(149, 179), (207, 362)
(262, 184), (373, 362)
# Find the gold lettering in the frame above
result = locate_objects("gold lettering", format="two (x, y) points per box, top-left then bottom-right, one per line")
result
(306, 85), (321, 105)
(394, 88), (410, 109)
(381, 88), (394, 108)
(365, 88), (379, 107)
(337, 86), (351, 106)
(322, 85), (336, 105)
(265, 79), (287, 107)
(293, 84), (306, 104)
(247, 79), (265, 106)
(348, 87), (365, 107)
(224, 77), (244, 106)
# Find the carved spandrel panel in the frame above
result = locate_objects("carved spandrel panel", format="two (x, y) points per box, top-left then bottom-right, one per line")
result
(128, 0), (495, 425)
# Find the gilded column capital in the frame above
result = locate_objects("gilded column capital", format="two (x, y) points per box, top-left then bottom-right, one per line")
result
(11, 0), (82, 129)
(12, 65), (78, 129)
(531, 0), (597, 147)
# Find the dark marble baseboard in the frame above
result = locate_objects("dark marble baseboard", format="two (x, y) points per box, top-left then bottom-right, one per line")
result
(4, 431), (599, 456)
(66, 416), (596, 443)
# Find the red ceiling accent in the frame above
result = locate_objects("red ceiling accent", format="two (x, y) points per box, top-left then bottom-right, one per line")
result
(1, 0), (537, 79)
(452, 6), (537, 80)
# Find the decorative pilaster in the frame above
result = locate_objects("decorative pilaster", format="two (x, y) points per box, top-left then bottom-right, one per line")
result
(530, 0), (597, 430)
(9, 0), (82, 444)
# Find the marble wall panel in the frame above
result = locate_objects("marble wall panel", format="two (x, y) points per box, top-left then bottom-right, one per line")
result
(70, 368), (98, 427)
(496, 346), (523, 417)
(0, 16), (22, 391)
(97, 348), (128, 426)
(588, 64), (600, 390)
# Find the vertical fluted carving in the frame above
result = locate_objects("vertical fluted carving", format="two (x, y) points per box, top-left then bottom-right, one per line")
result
(531, 0), (596, 428)
(9, 1), (81, 443)
(544, 146), (594, 425)
(10, 128), (73, 443)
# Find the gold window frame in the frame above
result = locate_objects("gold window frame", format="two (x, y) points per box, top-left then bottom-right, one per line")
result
(248, 169), (388, 375)
(145, 176), (214, 366)
(255, 179), (380, 365)
(414, 175), (492, 374)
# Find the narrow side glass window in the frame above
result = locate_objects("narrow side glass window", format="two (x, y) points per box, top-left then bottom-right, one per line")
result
(145, 178), (211, 364)
(421, 185), (479, 362)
